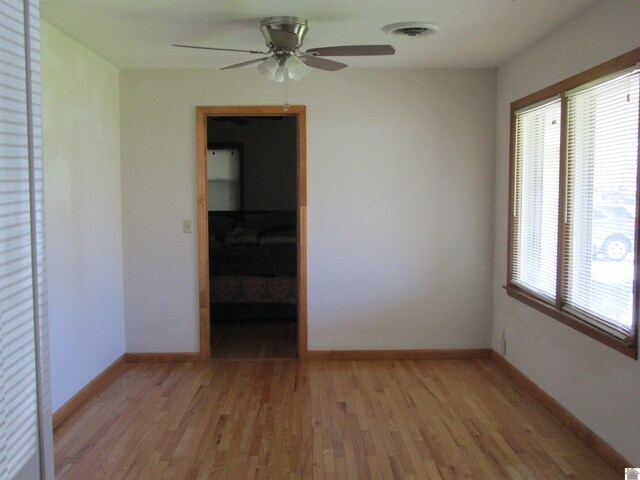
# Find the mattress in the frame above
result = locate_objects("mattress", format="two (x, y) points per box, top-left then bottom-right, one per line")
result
(211, 275), (297, 304)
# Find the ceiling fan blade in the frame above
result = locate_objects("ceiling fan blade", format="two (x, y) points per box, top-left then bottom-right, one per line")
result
(220, 57), (271, 70)
(305, 45), (396, 56)
(172, 44), (268, 55)
(300, 56), (348, 72)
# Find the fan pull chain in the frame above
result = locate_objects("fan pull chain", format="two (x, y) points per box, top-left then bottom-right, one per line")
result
(283, 61), (289, 112)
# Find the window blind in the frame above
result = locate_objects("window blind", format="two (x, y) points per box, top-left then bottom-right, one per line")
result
(0, 0), (48, 477)
(563, 68), (639, 339)
(512, 98), (562, 300)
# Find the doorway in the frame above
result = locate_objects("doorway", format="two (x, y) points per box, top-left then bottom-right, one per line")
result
(196, 106), (307, 360)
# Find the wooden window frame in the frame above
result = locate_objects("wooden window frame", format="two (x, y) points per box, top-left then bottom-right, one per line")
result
(506, 48), (640, 360)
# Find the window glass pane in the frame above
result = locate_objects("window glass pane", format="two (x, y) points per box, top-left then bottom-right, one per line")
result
(564, 70), (639, 337)
(512, 99), (561, 300)
(207, 149), (241, 211)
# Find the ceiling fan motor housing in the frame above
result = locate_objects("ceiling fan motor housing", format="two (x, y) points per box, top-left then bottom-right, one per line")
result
(260, 16), (309, 52)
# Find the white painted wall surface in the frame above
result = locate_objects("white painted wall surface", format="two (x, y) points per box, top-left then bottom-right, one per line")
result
(493, 0), (640, 464)
(120, 68), (496, 353)
(42, 23), (125, 411)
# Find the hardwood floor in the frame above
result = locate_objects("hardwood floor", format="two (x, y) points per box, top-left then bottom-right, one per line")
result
(210, 318), (297, 359)
(54, 359), (618, 479)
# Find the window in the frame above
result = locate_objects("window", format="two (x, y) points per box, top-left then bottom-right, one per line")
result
(507, 49), (640, 359)
(512, 98), (561, 300)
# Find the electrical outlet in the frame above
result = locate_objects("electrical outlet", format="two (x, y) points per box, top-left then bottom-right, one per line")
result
(183, 219), (193, 234)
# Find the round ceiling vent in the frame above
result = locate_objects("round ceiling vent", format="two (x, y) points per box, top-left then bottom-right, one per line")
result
(383, 22), (439, 38)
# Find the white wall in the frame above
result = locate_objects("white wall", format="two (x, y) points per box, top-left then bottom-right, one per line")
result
(493, 0), (640, 464)
(42, 23), (125, 411)
(120, 68), (496, 353)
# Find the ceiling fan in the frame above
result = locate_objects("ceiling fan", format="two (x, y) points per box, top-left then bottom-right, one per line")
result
(173, 16), (395, 82)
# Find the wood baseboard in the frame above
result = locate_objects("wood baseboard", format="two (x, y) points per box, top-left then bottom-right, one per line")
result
(124, 352), (202, 363)
(52, 354), (126, 430)
(303, 348), (491, 361)
(490, 350), (630, 472)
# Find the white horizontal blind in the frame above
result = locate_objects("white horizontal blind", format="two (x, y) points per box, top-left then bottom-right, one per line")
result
(512, 99), (561, 300)
(0, 0), (43, 477)
(564, 69), (639, 339)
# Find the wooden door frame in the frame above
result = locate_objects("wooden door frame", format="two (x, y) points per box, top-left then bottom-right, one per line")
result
(196, 106), (308, 360)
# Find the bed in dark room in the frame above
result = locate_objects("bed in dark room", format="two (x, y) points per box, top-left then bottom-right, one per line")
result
(209, 210), (297, 321)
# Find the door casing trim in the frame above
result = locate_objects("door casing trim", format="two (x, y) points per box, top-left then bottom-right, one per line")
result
(196, 105), (308, 360)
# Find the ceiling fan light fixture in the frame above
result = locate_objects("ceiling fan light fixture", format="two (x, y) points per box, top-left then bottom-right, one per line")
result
(257, 56), (280, 80)
(273, 64), (286, 83)
(259, 55), (310, 82)
(287, 55), (311, 81)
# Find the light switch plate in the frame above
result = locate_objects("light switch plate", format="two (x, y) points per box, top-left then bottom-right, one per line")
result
(183, 219), (192, 234)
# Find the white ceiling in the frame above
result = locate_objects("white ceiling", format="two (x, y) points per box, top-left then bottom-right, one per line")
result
(40, 0), (599, 70)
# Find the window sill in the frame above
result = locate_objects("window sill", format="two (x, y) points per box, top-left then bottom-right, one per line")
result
(504, 284), (637, 360)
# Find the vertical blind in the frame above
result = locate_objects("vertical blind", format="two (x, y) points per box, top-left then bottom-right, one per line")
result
(564, 68), (639, 338)
(512, 98), (561, 300)
(0, 0), (49, 478)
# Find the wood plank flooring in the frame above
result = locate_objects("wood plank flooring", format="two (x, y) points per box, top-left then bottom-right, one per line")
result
(54, 359), (618, 479)
(210, 318), (297, 359)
